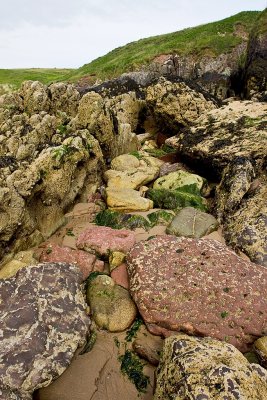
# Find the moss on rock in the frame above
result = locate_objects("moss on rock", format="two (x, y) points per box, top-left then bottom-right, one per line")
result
(146, 188), (207, 211)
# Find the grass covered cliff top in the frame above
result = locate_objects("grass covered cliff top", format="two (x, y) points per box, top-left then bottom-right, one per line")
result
(0, 10), (261, 89)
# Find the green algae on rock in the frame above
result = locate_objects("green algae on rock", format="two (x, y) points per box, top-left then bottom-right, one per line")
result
(119, 350), (150, 393)
(146, 188), (207, 211)
(95, 210), (150, 230)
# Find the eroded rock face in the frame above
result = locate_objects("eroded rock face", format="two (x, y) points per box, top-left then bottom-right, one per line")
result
(154, 335), (267, 400)
(127, 236), (267, 352)
(0, 262), (90, 398)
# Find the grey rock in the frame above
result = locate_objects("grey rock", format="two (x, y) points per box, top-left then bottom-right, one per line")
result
(166, 207), (219, 238)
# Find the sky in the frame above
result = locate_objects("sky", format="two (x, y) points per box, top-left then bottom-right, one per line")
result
(0, 0), (266, 69)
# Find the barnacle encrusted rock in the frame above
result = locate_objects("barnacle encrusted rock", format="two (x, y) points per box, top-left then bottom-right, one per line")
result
(154, 335), (267, 400)
(127, 236), (267, 352)
(0, 262), (90, 398)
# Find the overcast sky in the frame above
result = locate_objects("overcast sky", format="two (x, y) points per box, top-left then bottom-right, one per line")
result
(0, 0), (266, 69)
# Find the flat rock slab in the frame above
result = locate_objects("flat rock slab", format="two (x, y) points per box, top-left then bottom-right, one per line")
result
(154, 335), (267, 400)
(39, 244), (104, 280)
(0, 263), (90, 399)
(76, 225), (136, 257)
(127, 236), (267, 352)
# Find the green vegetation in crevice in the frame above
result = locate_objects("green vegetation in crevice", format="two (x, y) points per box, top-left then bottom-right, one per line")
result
(147, 210), (174, 226)
(146, 188), (207, 211)
(125, 317), (143, 342)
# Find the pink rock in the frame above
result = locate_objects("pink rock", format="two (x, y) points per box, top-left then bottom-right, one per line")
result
(39, 244), (104, 280)
(76, 226), (136, 257)
(111, 263), (129, 289)
(127, 236), (267, 352)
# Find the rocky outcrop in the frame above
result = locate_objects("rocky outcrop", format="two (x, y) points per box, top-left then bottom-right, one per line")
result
(0, 262), (90, 399)
(154, 335), (267, 400)
(216, 158), (267, 266)
(166, 100), (267, 179)
(127, 236), (267, 352)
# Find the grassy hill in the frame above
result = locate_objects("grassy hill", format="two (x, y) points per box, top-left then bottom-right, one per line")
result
(0, 11), (261, 89)
(65, 11), (259, 83)
(0, 68), (73, 91)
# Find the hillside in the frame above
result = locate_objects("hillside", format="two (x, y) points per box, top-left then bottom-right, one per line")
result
(0, 11), (260, 90)
(65, 11), (259, 83)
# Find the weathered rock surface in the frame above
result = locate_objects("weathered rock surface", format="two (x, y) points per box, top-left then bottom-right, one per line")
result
(154, 335), (267, 400)
(39, 244), (104, 279)
(0, 250), (37, 279)
(110, 263), (129, 289)
(0, 262), (90, 398)
(216, 158), (267, 266)
(76, 226), (135, 258)
(106, 187), (153, 212)
(146, 78), (216, 134)
(127, 236), (267, 352)
(166, 100), (267, 178)
(110, 154), (140, 171)
(166, 207), (219, 238)
(87, 275), (137, 331)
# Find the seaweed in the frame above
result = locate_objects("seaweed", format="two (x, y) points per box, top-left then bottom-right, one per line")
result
(146, 188), (207, 211)
(119, 350), (150, 393)
(125, 317), (143, 342)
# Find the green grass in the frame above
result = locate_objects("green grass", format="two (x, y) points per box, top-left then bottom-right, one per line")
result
(0, 68), (73, 89)
(65, 11), (259, 82)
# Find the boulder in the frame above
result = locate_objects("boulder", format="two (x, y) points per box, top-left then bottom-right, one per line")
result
(48, 83), (80, 117)
(153, 170), (204, 193)
(0, 250), (37, 279)
(111, 263), (129, 289)
(76, 226), (135, 258)
(106, 188), (153, 212)
(87, 275), (137, 331)
(127, 236), (267, 352)
(110, 154), (140, 171)
(166, 207), (219, 238)
(19, 81), (50, 115)
(39, 244), (104, 280)
(104, 166), (159, 190)
(146, 79), (216, 133)
(154, 335), (267, 400)
(0, 262), (90, 398)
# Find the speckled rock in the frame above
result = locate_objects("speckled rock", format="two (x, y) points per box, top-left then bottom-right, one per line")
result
(106, 187), (153, 212)
(153, 170), (204, 193)
(0, 262), (90, 398)
(154, 335), (267, 400)
(39, 244), (104, 279)
(76, 226), (135, 258)
(166, 207), (219, 238)
(127, 236), (267, 352)
(104, 166), (159, 190)
(87, 274), (137, 331)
